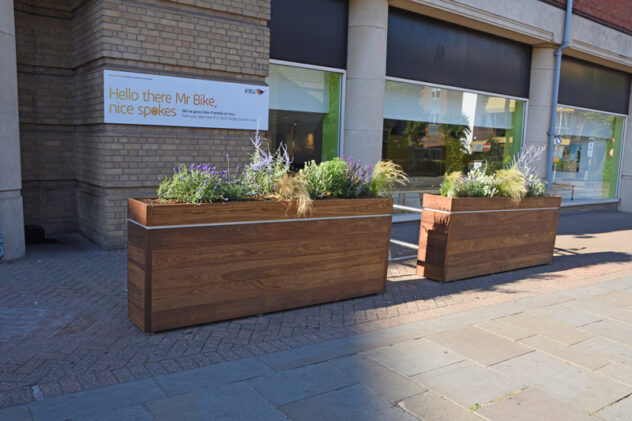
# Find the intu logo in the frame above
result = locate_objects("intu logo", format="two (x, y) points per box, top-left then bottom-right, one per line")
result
(245, 88), (265, 95)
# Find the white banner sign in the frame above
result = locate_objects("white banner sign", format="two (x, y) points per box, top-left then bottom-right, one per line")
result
(103, 70), (269, 130)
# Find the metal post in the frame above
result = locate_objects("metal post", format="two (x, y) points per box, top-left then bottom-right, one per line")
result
(545, 0), (574, 194)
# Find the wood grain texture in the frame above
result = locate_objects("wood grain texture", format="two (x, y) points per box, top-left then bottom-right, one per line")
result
(127, 198), (393, 332)
(128, 197), (393, 227)
(417, 195), (561, 282)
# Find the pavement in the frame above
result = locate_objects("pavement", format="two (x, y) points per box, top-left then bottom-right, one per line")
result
(0, 210), (631, 420)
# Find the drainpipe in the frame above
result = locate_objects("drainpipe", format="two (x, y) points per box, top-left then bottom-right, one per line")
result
(546, 0), (574, 194)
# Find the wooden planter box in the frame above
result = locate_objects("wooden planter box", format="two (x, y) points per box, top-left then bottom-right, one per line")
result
(127, 197), (393, 332)
(417, 194), (561, 282)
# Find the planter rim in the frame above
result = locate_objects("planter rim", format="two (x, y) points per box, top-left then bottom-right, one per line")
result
(422, 193), (562, 213)
(128, 197), (394, 227)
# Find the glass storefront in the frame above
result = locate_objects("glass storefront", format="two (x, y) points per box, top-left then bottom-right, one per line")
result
(552, 106), (625, 202)
(383, 79), (526, 192)
(266, 63), (342, 168)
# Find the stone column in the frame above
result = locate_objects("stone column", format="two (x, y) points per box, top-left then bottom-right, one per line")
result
(619, 86), (632, 213)
(343, 0), (388, 166)
(0, 0), (25, 260)
(524, 46), (556, 178)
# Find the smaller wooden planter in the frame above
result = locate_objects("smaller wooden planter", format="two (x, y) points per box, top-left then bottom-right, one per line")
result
(127, 197), (393, 332)
(417, 194), (561, 282)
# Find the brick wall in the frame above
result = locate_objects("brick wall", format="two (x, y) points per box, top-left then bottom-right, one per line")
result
(15, 0), (271, 247)
(539, 0), (632, 35)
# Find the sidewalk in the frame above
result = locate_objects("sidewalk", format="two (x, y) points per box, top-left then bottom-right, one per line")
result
(1, 210), (631, 419)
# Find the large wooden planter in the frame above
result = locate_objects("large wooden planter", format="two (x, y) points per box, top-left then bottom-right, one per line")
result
(417, 194), (561, 282)
(127, 197), (393, 332)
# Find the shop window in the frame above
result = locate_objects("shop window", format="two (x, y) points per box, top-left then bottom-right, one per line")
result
(383, 79), (525, 190)
(552, 106), (625, 201)
(266, 63), (342, 168)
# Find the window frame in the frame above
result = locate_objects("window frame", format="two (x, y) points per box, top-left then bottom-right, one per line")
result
(556, 103), (628, 200)
(268, 59), (347, 159)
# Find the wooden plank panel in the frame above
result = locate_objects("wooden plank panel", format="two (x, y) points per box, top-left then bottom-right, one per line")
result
(150, 217), (390, 250)
(447, 241), (555, 267)
(151, 272), (384, 331)
(152, 259), (387, 312)
(448, 209), (559, 229)
(447, 231), (557, 255)
(151, 246), (387, 308)
(445, 252), (554, 281)
(449, 217), (559, 240)
(128, 198), (148, 226)
(151, 230), (388, 269)
(127, 222), (147, 331)
(129, 197), (393, 226)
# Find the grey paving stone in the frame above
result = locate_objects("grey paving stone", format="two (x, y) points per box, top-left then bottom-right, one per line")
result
(0, 405), (32, 421)
(247, 361), (355, 406)
(567, 298), (632, 324)
(573, 336), (632, 366)
(420, 302), (529, 333)
(328, 355), (427, 403)
(477, 388), (593, 421)
(596, 364), (632, 386)
(155, 357), (272, 396)
(71, 405), (153, 421)
(514, 294), (574, 309)
(497, 312), (593, 345)
(598, 290), (632, 306)
(365, 338), (465, 376)
(279, 384), (416, 421)
(411, 360), (524, 407)
(598, 277), (632, 292)
(399, 391), (485, 421)
(519, 334), (610, 371)
(259, 325), (433, 371)
(28, 379), (165, 421)
(528, 303), (604, 327)
(491, 351), (631, 413)
(145, 382), (287, 421)
(596, 394), (632, 420)
(426, 326), (532, 366)
(580, 319), (632, 347)
(475, 319), (535, 341)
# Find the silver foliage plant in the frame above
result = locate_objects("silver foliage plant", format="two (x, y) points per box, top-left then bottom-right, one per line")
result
(509, 144), (547, 197)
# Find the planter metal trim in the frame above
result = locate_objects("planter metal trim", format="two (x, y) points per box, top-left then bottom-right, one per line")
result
(127, 213), (393, 230)
(423, 206), (560, 215)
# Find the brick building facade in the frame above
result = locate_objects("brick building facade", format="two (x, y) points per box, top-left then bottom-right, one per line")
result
(1, 0), (631, 259)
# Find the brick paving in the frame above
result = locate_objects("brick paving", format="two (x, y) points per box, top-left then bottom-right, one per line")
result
(0, 210), (631, 409)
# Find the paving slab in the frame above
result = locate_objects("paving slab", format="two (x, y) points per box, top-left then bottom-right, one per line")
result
(519, 334), (610, 371)
(513, 294), (574, 309)
(411, 360), (524, 408)
(27, 379), (164, 421)
(491, 351), (631, 413)
(145, 382), (286, 421)
(247, 361), (355, 406)
(566, 298), (632, 324)
(398, 391), (485, 421)
(0, 405), (31, 421)
(476, 388), (593, 421)
(71, 405), (153, 421)
(425, 326), (532, 366)
(573, 336), (632, 366)
(364, 338), (465, 377)
(328, 355), (426, 403)
(596, 364), (632, 386)
(497, 312), (593, 345)
(258, 325), (434, 371)
(278, 384), (416, 421)
(527, 303), (604, 327)
(595, 394), (632, 421)
(154, 357), (272, 396)
(598, 290), (632, 306)
(475, 319), (535, 341)
(419, 301), (529, 333)
(580, 319), (632, 347)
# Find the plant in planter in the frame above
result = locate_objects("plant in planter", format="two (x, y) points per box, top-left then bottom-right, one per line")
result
(127, 132), (407, 332)
(418, 145), (561, 282)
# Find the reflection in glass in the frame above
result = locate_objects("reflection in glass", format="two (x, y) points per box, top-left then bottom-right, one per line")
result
(552, 107), (624, 201)
(266, 64), (342, 169)
(383, 80), (525, 192)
